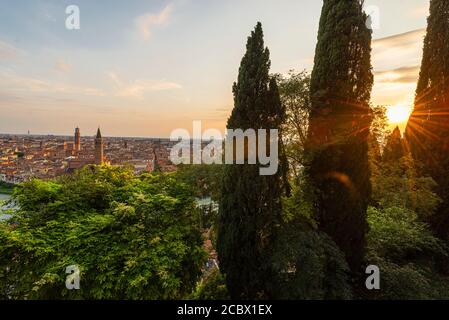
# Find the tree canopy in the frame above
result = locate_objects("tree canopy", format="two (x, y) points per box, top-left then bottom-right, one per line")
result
(0, 166), (206, 300)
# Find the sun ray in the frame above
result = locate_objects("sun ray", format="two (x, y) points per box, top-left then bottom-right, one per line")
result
(387, 104), (413, 124)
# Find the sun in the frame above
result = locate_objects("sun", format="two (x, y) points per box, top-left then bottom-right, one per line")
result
(386, 104), (412, 124)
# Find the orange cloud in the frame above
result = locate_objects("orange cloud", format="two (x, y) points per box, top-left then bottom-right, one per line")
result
(135, 4), (173, 41)
(54, 59), (73, 73)
(107, 71), (182, 99)
(374, 65), (420, 84)
(371, 29), (425, 107)
(0, 40), (24, 62)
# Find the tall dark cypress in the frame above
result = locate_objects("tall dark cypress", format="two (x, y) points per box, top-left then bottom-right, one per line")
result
(405, 0), (449, 238)
(217, 22), (287, 299)
(383, 127), (405, 163)
(305, 0), (374, 272)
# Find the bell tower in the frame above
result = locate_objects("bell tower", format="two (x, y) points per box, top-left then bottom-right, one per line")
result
(74, 127), (81, 152)
(95, 127), (104, 165)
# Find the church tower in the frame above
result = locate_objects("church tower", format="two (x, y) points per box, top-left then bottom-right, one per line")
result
(95, 127), (104, 165)
(74, 127), (81, 152)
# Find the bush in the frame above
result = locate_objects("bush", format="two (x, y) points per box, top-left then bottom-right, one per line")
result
(270, 222), (352, 300)
(191, 268), (229, 300)
(366, 206), (449, 299)
(0, 166), (207, 300)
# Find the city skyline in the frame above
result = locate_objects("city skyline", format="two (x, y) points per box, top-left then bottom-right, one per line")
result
(0, 126), (177, 184)
(0, 0), (430, 137)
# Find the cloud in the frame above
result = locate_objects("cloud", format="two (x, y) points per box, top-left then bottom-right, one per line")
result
(200, 106), (232, 121)
(0, 71), (105, 96)
(372, 65), (419, 106)
(106, 71), (123, 86)
(54, 60), (73, 73)
(116, 80), (182, 98)
(374, 65), (420, 84)
(372, 29), (425, 71)
(0, 40), (24, 62)
(372, 29), (425, 76)
(372, 29), (425, 51)
(135, 4), (173, 41)
(107, 71), (182, 99)
(371, 29), (426, 106)
(1, 69), (181, 101)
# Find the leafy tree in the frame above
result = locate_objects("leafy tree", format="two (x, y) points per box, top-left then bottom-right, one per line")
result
(175, 164), (223, 202)
(404, 0), (449, 239)
(0, 166), (206, 300)
(217, 22), (288, 299)
(275, 70), (312, 178)
(304, 0), (374, 272)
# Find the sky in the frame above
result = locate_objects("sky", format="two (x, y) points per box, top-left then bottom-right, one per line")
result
(0, 0), (430, 137)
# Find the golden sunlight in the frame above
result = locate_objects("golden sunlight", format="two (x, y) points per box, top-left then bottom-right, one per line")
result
(386, 104), (412, 124)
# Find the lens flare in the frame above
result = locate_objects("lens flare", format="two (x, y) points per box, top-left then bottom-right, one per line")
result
(387, 104), (412, 124)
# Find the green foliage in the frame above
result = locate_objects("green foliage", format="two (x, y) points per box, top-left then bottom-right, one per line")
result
(270, 224), (352, 300)
(281, 178), (316, 229)
(274, 70), (311, 178)
(0, 181), (14, 195)
(273, 176), (352, 300)
(191, 268), (229, 300)
(305, 0), (374, 271)
(217, 22), (288, 299)
(0, 166), (207, 300)
(372, 155), (441, 219)
(175, 164), (223, 202)
(367, 207), (444, 261)
(366, 206), (449, 299)
(367, 121), (449, 299)
(174, 164), (222, 230)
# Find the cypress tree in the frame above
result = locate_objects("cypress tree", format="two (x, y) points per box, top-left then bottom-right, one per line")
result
(305, 0), (374, 272)
(404, 0), (449, 238)
(217, 22), (287, 299)
(383, 127), (405, 163)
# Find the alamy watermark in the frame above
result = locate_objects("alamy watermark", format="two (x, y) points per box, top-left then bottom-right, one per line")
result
(65, 5), (80, 30)
(365, 265), (380, 290)
(170, 121), (279, 176)
(65, 264), (80, 290)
